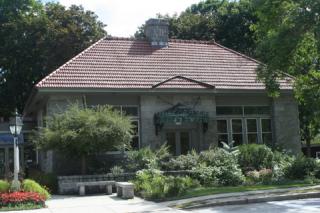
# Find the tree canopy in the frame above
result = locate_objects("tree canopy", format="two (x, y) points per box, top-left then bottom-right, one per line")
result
(135, 0), (257, 56)
(253, 0), (320, 154)
(0, 0), (106, 116)
(33, 105), (133, 174)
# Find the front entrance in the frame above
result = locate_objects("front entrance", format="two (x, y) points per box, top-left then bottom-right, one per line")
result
(165, 131), (191, 155)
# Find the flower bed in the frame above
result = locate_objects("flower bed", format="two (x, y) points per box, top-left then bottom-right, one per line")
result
(0, 191), (45, 208)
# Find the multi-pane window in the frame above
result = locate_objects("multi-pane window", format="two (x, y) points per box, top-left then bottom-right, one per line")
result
(231, 119), (243, 146)
(217, 120), (228, 147)
(261, 119), (272, 146)
(112, 105), (140, 150)
(217, 106), (270, 116)
(246, 119), (258, 144)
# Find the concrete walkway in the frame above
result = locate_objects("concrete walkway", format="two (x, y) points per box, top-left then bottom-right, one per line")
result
(8, 195), (185, 213)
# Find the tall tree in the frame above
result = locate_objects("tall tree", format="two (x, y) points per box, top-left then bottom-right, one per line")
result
(253, 0), (320, 156)
(135, 0), (257, 56)
(0, 0), (106, 116)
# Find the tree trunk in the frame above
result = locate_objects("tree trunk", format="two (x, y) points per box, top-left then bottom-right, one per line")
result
(81, 155), (86, 175)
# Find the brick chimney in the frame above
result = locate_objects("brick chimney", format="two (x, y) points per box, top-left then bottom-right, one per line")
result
(144, 18), (169, 48)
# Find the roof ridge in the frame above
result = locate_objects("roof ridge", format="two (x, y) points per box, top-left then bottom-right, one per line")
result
(36, 36), (107, 87)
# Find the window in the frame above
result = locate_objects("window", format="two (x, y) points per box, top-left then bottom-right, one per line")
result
(316, 152), (320, 159)
(131, 120), (139, 150)
(231, 119), (243, 146)
(261, 119), (272, 147)
(216, 106), (242, 115)
(247, 119), (258, 144)
(217, 120), (228, 147)
(244, 106), (270, 115)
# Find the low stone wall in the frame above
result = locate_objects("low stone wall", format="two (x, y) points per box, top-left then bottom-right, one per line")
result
(58, 170), (192, 194)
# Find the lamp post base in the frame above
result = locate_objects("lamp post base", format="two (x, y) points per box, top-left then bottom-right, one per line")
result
(11, 179), (21, 191)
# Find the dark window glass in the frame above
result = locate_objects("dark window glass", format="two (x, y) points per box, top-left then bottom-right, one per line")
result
(244, 106), (270, 115)
(248, 134), (258, 144)
(262, 119), (272, 132)
(232, 119), (242, 133)
(131, 136), (139, 150)
(216, 106), (242, 115)
(132, 121), (139, 136)
(262, 133), (273, 147)
(112, 106), (121, 113)
(232, 134), (243, 147)
(122, 106), (138, 116)
(166, 132), (176, 155)
(218, 134), (228, 147)
(247, 119), (257, 132)
(180, 132), (190, 155)
(217, 120), (228, 133)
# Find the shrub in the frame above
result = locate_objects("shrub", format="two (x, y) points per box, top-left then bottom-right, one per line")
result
(245, 168), (273, 184)
(271, 151), (294, 181)
(0, 180), (10, 193)
(110, 165), (124, 176)
(193, 148), (245, 186)
(238, 144), (274, 171)
(125, 144), (171, 171)
(164, 150), (199, 170)
(28, 169), (58, 194)
(191, 164), (218, 186)
(133, 169), (199, 200)
(285, 155), (318, 180)
(0, 191), (45, 207)
(22, 179), (50, 200)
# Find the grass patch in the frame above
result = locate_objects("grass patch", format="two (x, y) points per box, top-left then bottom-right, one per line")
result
(166, 181), (317, 201)
(0, 203), (44, 211)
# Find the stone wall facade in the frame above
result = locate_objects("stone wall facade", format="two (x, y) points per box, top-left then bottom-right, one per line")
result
(35, 92), (301, 174)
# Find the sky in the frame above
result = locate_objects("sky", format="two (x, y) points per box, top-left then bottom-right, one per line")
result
(44, 0), (201, 37)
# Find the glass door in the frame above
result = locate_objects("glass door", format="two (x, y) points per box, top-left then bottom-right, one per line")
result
(165, 131), (191, 155)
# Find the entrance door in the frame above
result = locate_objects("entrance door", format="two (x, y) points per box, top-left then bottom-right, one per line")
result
(0, 148), (5, 177)
(165, 131), (191, 155)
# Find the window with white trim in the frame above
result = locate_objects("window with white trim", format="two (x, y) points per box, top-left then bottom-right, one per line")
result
(231, 119), (243, 146)
(261, 119), (272, 146)
(217, 119), (228, 147)
(246, 118), (258, 144)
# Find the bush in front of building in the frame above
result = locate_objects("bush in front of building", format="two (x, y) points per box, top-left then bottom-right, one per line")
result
(237, 144), (274, 172)
(285, 154), (319, 180)
(22, 179), (51, 200)
(0, 180), (10, 193)
(194, 148), (245, 186)
(163, 150), (199, 171)
(133, 169), (199, 200)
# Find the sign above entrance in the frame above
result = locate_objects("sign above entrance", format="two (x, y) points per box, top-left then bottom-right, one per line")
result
(154, 103), (209, 135)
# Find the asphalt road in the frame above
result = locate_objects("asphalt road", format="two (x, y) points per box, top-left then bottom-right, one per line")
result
(190, 198), (320, 213)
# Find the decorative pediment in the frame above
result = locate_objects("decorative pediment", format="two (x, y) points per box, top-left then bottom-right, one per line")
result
(152, 75), (215, 89)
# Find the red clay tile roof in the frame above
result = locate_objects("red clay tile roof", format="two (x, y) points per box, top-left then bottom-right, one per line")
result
(36, 37), (294, 90)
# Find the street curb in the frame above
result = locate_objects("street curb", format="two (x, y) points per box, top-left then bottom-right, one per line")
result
(179, 192), (320, 210)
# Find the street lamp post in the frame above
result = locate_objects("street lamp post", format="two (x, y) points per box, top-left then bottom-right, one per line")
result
(9, 109), (23, 190)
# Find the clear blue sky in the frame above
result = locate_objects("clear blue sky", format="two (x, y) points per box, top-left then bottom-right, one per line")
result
(41, 0), (201, 37)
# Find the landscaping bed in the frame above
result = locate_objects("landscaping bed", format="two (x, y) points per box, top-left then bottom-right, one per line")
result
(0, 179), (50, 211)
(109, 144), (320, 201)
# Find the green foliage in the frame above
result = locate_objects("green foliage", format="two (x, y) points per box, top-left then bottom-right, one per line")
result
(135, 0), (257, 56)
(253, 0), (320, 153)
(193, 148), (245, 186)
(238, 144), (274, 171)
(271, 151), (294, 181)
(246, 168), (273, 184)
(125, 144), (171, 172)
(133, 169), (199, 200)
(22, 179), (50, 200)
(285, 155), (318, 180)
(164, 150), (199, 170)
(110, 166), (124, 176)
(33, 105), (133, 174)
(28, 169), (58, 194)
(0, 0), (106, 115)
(0, 180), (10, 193)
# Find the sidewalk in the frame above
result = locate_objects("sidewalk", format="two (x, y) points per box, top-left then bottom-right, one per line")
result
(162, 185), (320, 210)
(9, 195), (186, 213)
